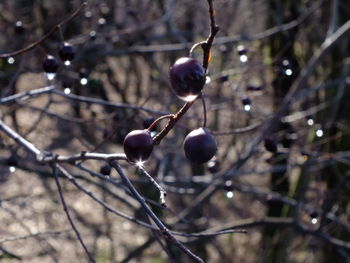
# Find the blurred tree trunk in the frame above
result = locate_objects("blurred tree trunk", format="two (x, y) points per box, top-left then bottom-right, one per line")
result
(318, 0), (350, 261)
(262, 1), (300, 262)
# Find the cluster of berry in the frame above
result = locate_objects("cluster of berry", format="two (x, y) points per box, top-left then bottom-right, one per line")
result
(42, 43), (75, 78)
(123, 57), (217, 164)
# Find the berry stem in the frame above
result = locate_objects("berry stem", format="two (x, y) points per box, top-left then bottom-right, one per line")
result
(152, 0), (219, 146)
(201, 92), (207, 128)
(189, 41), (205, 57)
(152, 101), (195, 145)
(147, 114), (174, 132)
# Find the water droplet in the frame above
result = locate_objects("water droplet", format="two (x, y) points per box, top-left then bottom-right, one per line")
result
(7, 57), (15, 64)
(64, 88), (71, 94)
(64, 60), (71, 66)
(282, 60), (290, 67)
(89, 30), (97, 39)
(316, 129), (323, 137)
(285, 69), (293, 76)
(136, 160), (145, 168)
(307, 118), (314, 126)
(183, 94), (198, 102)
(226, 191), (234, 199)
(45, 73), (56, 80)
(240, 55), (248, 63)
(205, 76), (211, 84)
(80, 78), (88, 85)
(311, 218), (318, 224)
(98, 17), (106, 26)
(244, 104), (251, 112)
(9, 166), (16, 173)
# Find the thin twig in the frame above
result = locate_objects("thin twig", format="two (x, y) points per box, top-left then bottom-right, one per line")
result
(41, 152), (127, 163)
(212, 121), (262, 135)
(201, 92), (207, 128)
(152, 100), (195, 145)
(0, 230), (70, 244)
(0, 118), (42, 156)
(110, 160), (205, 263)
(0, 3), (87, 58)
(147, 114), (174, 132)
(0, 117), (127, 163)
(52, 89), (165, 115)
(52, 165), (96, 263)
(201, 0), (220, 70)
(137, 165), (167, 207)
(152, 0), (220, 146)
(237, 17), (350, 177)
(58, 164), (158, 230)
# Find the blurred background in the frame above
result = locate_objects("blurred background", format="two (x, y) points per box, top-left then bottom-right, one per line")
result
(1, 0), (350, 262)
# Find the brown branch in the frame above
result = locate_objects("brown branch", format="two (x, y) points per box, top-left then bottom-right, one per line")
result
(52, 89), (165, 115)
(0, 230), (70, 244)
(147, 114), (174, 132)
(0, 2), (87, 58)
(137, 165), (167, 207)
(152, 0), (220, 146)
(201, 0), (220, 70)
(0, 117), (127, 163)
(109, 160), (205, 263)
(57, 164), (159, 231)
(152, 100), (195, 145)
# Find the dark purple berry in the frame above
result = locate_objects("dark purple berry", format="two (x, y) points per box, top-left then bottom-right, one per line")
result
(183, 128), (217, 163)
(241, 97), (251, 106)
(79, 68), (89, 79)
(281, 132), (297, 148)
(223, 180), (233, 191)
(6, 155), (18, 167)
(143, 117), (157, 131)
(89, 30), (97, 40)
(123, 129), (153, 163)
(14, 21), (24, 34)
(219, 44), (229, 53)
(219, 74), (229, 83)
(207, 158), (220, 173)
(59, 43), (75, 62)
(100, 164), (111, 175)
(309, 211), (318, 219)
(237, 45), (247, 56)
(169, 57), (206, 101)
(42, 55), (59, 73)
(306, 115), (312, 120)
(246, 85), (263, 91)
(264, 137), (277, 153)
(62, 79), (73, 88)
